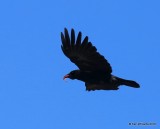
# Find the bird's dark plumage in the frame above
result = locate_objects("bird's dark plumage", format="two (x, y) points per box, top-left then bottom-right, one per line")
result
(61, 28), (140, 91)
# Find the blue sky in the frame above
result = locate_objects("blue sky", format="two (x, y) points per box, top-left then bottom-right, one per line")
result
(0, 0), (160, 129)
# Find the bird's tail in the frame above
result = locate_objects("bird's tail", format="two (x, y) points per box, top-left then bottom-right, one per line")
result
(117, 77), (140, 88)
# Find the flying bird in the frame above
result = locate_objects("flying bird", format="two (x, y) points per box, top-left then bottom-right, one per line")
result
(61, 28), (140, 91)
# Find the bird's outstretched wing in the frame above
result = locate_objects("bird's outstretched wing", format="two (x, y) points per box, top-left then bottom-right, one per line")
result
(61, 28), (112, 74)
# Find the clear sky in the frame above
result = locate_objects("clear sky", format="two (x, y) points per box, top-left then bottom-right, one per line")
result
(0, 0), (159, 129)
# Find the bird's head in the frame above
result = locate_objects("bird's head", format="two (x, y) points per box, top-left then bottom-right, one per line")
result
(63, 70), (80, 80)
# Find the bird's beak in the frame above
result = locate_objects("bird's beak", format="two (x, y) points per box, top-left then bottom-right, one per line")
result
(63, 74), (70, 80)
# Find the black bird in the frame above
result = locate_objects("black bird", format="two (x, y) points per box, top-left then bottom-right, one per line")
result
(61, 28), (140, 91)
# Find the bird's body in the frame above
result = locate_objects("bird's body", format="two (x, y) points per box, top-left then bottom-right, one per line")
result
(61, 28), (140, 91)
